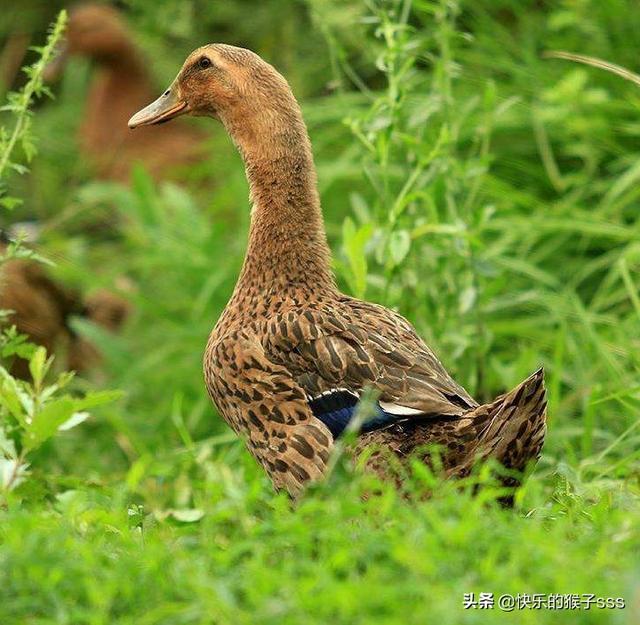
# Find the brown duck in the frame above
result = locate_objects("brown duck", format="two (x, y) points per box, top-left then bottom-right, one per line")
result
(0, 233), (130, 378)
(45, 3), (206, 182)
(129, 45), (547, 497)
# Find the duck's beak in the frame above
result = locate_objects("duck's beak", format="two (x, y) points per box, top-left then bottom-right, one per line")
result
(128, 82), (188, 128)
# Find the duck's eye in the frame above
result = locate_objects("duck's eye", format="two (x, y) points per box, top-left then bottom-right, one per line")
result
(198, 56), (212, 70)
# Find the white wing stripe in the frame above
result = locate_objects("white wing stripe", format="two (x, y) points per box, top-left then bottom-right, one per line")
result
(378, 401), (424, 416)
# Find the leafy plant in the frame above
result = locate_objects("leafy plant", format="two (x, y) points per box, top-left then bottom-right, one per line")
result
(0, 9), (66, 364)
(0, 11), (119, 505)
(0, 347), (119, 503)
(0, 9), (67, 210)
(325, 0), (502, 395)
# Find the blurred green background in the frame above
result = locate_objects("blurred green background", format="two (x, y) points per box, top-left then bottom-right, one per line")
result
(1, 1), (639, 623)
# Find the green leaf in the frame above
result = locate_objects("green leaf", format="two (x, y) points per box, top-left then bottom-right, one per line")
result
(341, 217), (372, 298)
(28, 346), (49, 389)
(0, 196), (22, 210)
(0, 425), (16, 458)
(24, 397), (77, 452)
(459, 286), (477, 314)
(349, 193), (371, 223)
(23, 389), (119, 452)
(73, 390), (124, 411)
(387, 230), (411, 267)
(57, 411), (90, 432)
(0, 371), (31, 426)
(0, 329), (37, 359)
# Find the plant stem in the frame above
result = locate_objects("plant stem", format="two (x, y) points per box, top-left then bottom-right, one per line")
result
(0, 10), (66, 182)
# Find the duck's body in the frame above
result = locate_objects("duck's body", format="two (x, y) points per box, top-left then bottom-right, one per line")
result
(205, 287), (545, 496)
(129, 44), (547, 497)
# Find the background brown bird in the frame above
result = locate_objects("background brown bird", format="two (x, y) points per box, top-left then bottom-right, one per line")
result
(0, 234), (131, 378)
(44, 3), (207, 182)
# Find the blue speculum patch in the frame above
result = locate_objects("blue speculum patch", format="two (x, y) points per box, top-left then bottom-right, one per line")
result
(308, 390), (403, 438)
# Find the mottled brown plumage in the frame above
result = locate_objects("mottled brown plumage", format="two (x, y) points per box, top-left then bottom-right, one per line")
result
(356, 368), (546, 495)
(45, 4), (206, 182)
(129, 44), (547, 497)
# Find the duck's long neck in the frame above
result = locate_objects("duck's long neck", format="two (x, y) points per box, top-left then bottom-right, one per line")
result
(225, 102), (336, 302)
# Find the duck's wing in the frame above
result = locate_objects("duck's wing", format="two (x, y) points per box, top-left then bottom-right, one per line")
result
(265, 296), (478, 428)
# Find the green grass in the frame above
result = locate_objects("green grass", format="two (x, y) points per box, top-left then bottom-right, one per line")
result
(1, 0), (640, 623)
(1, 476), (638, 624)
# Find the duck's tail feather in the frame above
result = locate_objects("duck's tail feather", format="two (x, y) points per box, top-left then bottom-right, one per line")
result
(462, 368), (547, 475)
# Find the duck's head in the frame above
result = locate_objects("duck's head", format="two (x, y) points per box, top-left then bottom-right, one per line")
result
(45, 4), (134, 80)
(128, 44), (293, 130)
